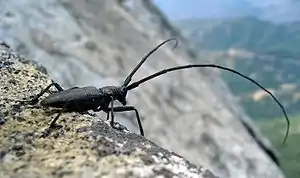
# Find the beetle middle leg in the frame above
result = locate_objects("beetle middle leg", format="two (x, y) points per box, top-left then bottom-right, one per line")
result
(109, 96), (115, 128)
(49, 103), (69, 128)
(49, 110), (64, 128)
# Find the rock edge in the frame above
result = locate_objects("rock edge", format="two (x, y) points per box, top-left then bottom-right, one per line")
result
(0, 44), (218, 178)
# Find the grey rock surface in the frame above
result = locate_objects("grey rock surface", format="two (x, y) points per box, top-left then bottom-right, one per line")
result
(0, 0), (285, 177)
(0, 44), (218, 178)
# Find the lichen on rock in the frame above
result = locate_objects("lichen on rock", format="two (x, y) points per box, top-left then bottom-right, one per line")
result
(0, 44), (218, 178)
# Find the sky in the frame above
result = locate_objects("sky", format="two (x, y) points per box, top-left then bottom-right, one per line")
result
(153, 0), (300, 23)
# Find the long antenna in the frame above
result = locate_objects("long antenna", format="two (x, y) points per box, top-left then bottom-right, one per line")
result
(126, 64), (290, 144)
(122, 38), (178, 87)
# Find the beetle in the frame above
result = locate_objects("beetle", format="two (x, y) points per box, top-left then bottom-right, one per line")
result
(27, 38), (290, 143)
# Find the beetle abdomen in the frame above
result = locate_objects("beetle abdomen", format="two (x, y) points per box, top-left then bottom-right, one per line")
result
(40, 86), (109, 111)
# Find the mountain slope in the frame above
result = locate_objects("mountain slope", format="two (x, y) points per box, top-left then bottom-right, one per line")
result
(178, 17), (300, 54)
(175, 17), (300, 119)
(154, 0), (300, 23)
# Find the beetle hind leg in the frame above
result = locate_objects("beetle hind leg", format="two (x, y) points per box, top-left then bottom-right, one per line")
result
(29, 82), (64, 104)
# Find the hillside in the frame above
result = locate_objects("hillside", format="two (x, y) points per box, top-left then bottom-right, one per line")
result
(256, 115), (300, 178)
(177, 17), (300, 53)
(175, 17), (300, 119)
(154, 0), (300, 23)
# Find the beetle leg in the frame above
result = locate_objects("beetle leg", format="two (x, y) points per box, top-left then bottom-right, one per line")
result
(104, 106), (144, 136)
(106, 113), (109, 120)
(49, 111), (63, 128)
(104, 97), (120, 129)
(49, 103), (68, 128)
(109, 96), (115, 126)
(99, 107), (110, 120)
(29, 82), (64, 104)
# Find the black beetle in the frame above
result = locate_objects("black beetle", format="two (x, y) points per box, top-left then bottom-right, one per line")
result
(28, 38), (290, 143)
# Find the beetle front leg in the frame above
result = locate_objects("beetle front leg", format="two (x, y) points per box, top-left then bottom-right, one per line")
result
(103, 106), (144, 136)
(107, 106), (144, 136)
(103, 97), (120, 130)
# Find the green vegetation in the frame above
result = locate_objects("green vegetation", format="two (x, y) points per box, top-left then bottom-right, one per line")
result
(220, 63), (300, 119)
(175, 17), (300, 119)
(256, 115), (300, 178)
(176, 16), (300, 177)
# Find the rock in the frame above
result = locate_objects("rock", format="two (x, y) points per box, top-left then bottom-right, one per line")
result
(0, 44), (218, 177)
(0, 0), (285, 177)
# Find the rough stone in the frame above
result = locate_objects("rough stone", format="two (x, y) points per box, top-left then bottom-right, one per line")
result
(0, 44), (217, 178)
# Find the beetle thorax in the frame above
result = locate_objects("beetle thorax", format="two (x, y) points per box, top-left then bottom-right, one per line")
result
(99, 86), (127, 105)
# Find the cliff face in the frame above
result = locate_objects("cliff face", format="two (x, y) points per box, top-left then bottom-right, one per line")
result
(0, 0), (285, 177)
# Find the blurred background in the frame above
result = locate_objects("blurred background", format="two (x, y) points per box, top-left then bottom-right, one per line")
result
(155, 1), (300, 177)
(0, 0), (298, 177)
